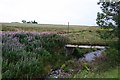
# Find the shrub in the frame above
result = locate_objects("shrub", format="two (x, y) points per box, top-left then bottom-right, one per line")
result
(41, 34), (68, 53)
(106, 48), (119, 63)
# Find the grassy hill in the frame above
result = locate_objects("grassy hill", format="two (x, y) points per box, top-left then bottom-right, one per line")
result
(1, 22), (116, 45)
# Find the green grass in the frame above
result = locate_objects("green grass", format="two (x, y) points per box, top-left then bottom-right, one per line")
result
(74, 66), (119, 78)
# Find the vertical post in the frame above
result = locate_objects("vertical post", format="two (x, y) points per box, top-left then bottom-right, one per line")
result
(68, 22), (69, 34)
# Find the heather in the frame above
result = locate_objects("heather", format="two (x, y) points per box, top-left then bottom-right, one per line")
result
(2, 32), (69, 78)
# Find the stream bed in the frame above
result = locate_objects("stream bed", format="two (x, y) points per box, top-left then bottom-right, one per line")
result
(47, 47), (106, 78)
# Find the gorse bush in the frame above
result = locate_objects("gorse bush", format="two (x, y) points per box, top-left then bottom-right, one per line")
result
(2, 32), (69, 78)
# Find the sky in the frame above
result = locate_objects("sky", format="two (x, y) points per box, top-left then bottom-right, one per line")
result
(0, 0), (101, 26)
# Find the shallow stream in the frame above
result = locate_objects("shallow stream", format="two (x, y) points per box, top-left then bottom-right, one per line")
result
(79, 49), (106, 62)
(47, 46), (106, 78)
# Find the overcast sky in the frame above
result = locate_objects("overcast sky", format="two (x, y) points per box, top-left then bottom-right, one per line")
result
(0, 0), (101, 25)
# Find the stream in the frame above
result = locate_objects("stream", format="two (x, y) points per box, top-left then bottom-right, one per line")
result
(79, 49), (106, 62)
(47, 46), (106, 78)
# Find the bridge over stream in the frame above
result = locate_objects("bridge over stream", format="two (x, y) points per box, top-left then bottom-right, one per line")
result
(65, 44), (106, 55)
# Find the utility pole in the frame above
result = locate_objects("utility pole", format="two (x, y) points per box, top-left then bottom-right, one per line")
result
(68, 22), (69, 34)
